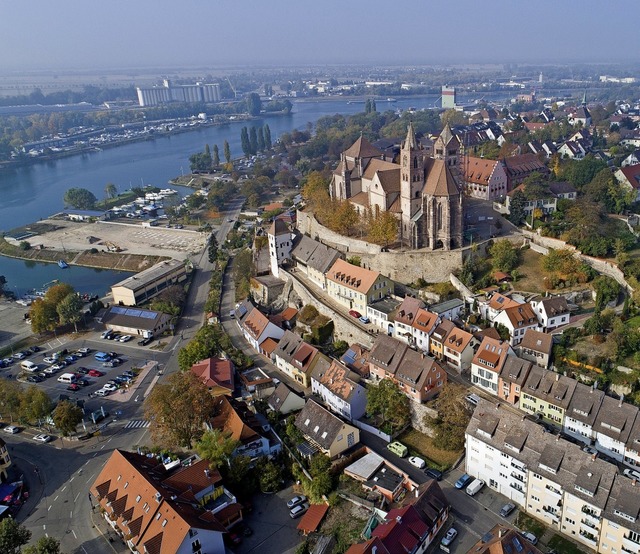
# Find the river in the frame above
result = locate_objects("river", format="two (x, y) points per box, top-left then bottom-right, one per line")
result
(0, 89), (583, 293)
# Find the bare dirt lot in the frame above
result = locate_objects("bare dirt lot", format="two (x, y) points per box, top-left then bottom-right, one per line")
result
(30, 219), (208, 261)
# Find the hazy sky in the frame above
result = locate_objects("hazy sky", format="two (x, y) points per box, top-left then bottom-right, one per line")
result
(1, 0), (639, 72)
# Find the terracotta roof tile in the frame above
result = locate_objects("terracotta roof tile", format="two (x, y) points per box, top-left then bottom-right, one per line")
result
(327, 258), (381, 294)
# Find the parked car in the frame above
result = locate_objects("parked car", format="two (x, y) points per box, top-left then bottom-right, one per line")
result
(582, 446), (598, 456)
(29, 346), (41, 353)
(348, 310), (361, 318)
(138, 337), (153, 346)
(13, 352), (26, 360)
(94, 352), (111, 362)
(102, 383), (118, 392)
(358, 316), (370, 324)
(289, 504), (308, 519)
(33, 434), (51, 443)
(43, 367), (58, 375)
(455, 473), (473, 489)
(1, 358), (13, 366)
(287, 495), (307, 509)
(408, 456), (426, 469)
(94, 389), (110, 397)
(51, 362), (67, 371)
(100, 330), (114, 339)
(441, 528), (458, 547)
(76, 367), (89, 375)
(500, 503), (516, 517)
(76, 347), (90, 354)
(118, 335), (132, 343)
(26, 375), (43, 383)
(426, 468), (443, 481)
(43, 357), (57, 365)
(64, 355), (77, 363)
(522, 532), (538, 545)
(623, 468), (640, 481)
(3, 426), (19, 434)
(67, 384), (80, 392)
(465, 393), (480, 406)
(88, 369), (104, 377)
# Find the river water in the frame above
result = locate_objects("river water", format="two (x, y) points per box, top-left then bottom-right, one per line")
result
(0, 89), (583, 294)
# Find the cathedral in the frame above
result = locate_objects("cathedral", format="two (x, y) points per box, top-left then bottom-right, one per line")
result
(330, 124), (464, 250)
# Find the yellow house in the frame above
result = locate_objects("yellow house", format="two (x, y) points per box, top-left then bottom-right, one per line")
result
(0, 438), (10, 481)
(326, 259), (392, 314)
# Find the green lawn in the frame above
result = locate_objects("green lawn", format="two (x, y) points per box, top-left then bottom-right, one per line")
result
(399, 428), (462, 470)
(548, 534), (586, 554)
(515, 512), (546, 540)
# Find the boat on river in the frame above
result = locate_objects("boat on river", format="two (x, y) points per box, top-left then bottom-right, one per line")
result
(58, 260), (69, 269)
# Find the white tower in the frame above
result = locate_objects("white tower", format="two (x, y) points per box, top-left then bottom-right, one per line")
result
(267, 219), (292, 277)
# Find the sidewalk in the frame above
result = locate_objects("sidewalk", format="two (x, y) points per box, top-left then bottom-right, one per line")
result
(96, 361), (158, 403)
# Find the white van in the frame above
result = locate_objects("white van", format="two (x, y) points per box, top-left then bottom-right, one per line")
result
(466, 478), (485, 496)
(21, 360), (38, 372)
(57, 373), (77, 384)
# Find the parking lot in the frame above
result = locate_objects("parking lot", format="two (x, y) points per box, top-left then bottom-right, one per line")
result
(0, 332), (161, 408)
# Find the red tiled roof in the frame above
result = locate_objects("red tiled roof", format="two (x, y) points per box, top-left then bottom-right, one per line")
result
(190, 358), (234, 393)
(297, 503), (329, 534)
(260, 338), (279, 355)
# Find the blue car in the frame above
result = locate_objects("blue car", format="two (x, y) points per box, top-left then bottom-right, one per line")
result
(455, 473), (473, 489)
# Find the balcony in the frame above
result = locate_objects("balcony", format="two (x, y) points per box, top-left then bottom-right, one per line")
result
(510, 472), (525, 482)
(509, 482), (524, 493)
(621, 545), (637, 554)
(544, 484), (562, 497)
(581, 518), (598, 530)
(581, 505), (599, 518)
(542, 506), (559, 522)
(580, 530), (597, 545)
(623, 534), (640, 551)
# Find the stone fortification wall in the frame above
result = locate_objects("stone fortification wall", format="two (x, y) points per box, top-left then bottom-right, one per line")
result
(280, 269), (373, 346)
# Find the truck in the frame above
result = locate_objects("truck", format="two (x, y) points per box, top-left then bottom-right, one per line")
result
(466, 478), (485, 496)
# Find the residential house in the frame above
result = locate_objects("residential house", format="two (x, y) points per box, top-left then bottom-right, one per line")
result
(621, 149), (640, 167)
(470, 336), (510, 394)
(368, 334), (447, 403)
(466, 525), (543, 554)
(344, 451), (414, 503)
(236, 301), (285, 355)
(568, 102), (592, 127)
(311, 360), (367, 421)
(430, 298), (464, 321)
(0, 438), (10, 482)
(411, 308), (440, 353)
(503, 153), (550, 190)
(465, 399), (618, 551)
(294, 399), (360, 459)
(481, 292), (522, 324)
(366, 297), (401, 336)
(518, 329), (554, 368)
(615, 164), (640, 200)
(290, 234), (342, 290)
(625, 415), (640, 470)
(340, 343), (371, 379)
(463, 156), (508, 200)
(429, 318), (456, 361)
(441, 326), (477, 372)
(505, 184), (557, 218)
(326, 259), (393, 315)
(267, 219), (293, 277)
(209, 396), (281, 460)
(548, 181), (577, 200)
(519, 367), (577, 427)
(238, 367), (276, 399)
(190, 357), (235, 396)
(267, 382), (306, 415)
(599, 475), (640, 554)
(557, 140), (587, 160)
(531, 296), (570, 331)
(498, 355), (533, 405)
(392, 295), (425, 344)
(272, 330), (323, 388)
(250, 274), (285, 305)
(494, 303), (539, 346)
(593, 395), (638, 463)
(562, 382), (605, 445)
(90, 450), (228, 554)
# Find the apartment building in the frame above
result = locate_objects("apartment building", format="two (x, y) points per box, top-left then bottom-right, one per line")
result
(326, 259), (392, 314)
(519, 367), (577, 428)
(471, 336), (510, 394)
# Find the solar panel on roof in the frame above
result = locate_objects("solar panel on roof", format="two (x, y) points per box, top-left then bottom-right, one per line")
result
(126, 309), (143, 318)
(139, 311), (157, 319)
(111, 306), (128, 315)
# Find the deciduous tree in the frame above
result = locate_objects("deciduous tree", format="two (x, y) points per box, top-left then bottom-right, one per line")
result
(195, 429), (239, 469)
(104, 182), (118, 199)
(145, 372), (216, 448)
(52, 400), (83, 437)
(57, 293), (84, 333)
(22, 536), (62, 554)
(212, 144), (220, 168)
(63, 187), (97, 210)
(489, 239), (519, 272)
(366, 379), (410, 433)
(0, 518), (31, 554)
(223, 140), (231, 164)
(424, 383), (473, 451)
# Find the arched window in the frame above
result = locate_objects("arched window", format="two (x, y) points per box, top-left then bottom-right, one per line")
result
(437, 203), (443, 230)
(413, 157), (418, 169)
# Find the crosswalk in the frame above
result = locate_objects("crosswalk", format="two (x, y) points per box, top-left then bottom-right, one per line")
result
(124, 420), (150, 429)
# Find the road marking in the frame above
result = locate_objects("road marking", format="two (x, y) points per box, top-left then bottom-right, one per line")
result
(74, 493), (80, 503)
(72, 529), (77, 539)
(70, 511), (73, 519)
(124, 420), (150, 429)
(100, 445), (105, 450)
(48, 506), (52, 511)
(62, 486), (67, 492)
(43, 525), (46, 531)
(69, 477), (74, 482)
(54, 495), (59, 502)
(84, 460), (90, 466)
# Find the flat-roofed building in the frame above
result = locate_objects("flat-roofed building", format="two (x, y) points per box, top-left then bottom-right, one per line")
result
(111, 259), (187, 306)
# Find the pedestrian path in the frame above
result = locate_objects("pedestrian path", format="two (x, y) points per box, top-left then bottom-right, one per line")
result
(124, 420), (150, 429)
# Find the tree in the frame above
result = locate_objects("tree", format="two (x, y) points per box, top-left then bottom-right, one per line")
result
(0, 518), (31, 554)
(508, 189), (526, 226)
(441, 109), (468, 127)
(212, 144), (220, 168)
(368, 210), (398, 246)
(22, 536), (62, 554)
(264, 124), (272, 149)
(57, 292), (84, 333)
(256, 458), (282, 493)
(249, 126), (258, 155)
(63, 187), (97, 209)
(19, 386), (52, 426)
(424, 383), (473, 451)
(240, 127), (251, 158)
(30, 298), (58, 334)
(104, 182), (118, 199)
(366, 379), (411, 433)
(0, 275), (6, 297)
(145, 372), (217, 448)
(246, 93), (262, 116)
(489, 239), (519, 272)
(593, 275), (620, 311)
(208, 233), (218, 264)
(195, 429), (240, 469)
(44, 283), (75, 307)
(257, 126), (265, 152)
(223, 140), (231, 164)
(0, 379), (24, 422)
(52, 400), (83, 436)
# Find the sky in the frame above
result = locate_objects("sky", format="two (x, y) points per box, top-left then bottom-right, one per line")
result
(1, 0), (639, 72)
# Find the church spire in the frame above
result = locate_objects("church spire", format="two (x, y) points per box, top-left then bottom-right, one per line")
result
(582, 90), (587, 106)
(403, 122), (418, 150)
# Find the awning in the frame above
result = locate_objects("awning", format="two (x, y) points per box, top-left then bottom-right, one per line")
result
(297, 503), (329, 535)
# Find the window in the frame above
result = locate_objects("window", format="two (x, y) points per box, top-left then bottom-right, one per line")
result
(192, 539), (202, 553)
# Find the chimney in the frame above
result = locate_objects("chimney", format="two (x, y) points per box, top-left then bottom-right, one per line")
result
(204, 469), (210, 478)
(396, 516), (402, 523)
(556, 373), (560, 381)
(499, 527), (507, 538)
(591, 453), (597, 461)
(415, 488), (419, 498)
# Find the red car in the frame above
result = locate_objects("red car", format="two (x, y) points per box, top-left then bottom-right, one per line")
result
(67, 384), (80, 392)
(348, 310), (361, 318)
(88, 369), (104, 377)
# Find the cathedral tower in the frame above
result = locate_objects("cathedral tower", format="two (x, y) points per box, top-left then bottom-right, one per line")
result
(400, 123), (424, 236)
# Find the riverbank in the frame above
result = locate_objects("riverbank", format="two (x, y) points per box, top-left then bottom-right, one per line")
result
(0, 236), (168, 272)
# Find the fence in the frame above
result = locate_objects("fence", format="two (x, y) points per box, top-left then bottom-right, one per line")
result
(353, 418), (392, 442)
